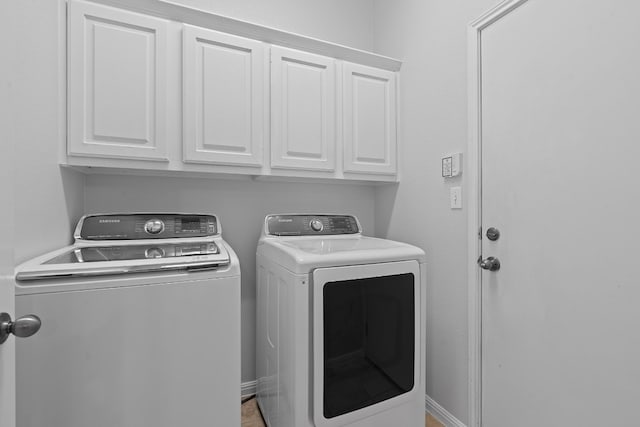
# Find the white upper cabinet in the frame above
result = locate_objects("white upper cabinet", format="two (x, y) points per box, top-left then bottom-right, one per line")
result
(342, 62), (397, 175)
(182, 25), (265, 167)
(68, 0), (169, 161)
(270, 46), (336, 172)
(64, 1), (401, 182)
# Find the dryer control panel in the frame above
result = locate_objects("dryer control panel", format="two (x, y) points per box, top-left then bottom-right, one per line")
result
(266, 214), (361, 236)
(76, 214), (219, 241)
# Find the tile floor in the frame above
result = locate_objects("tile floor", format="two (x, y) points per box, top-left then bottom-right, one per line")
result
(240, 397), (445, 427)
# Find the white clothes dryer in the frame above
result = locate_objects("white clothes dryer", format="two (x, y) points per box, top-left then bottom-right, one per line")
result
(256, 214), (426, 427)
(14, 213), (240, 427)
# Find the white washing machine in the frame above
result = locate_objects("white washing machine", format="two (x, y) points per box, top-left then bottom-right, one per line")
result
(256, 214), (426, 427)
(14, 213), (240, 427)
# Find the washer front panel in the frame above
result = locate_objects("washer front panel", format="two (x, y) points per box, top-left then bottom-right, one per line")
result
(311, 260), (421, 427)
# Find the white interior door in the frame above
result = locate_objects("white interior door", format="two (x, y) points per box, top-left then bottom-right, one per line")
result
(478, 1), (640, 425)
(0, 0), (16, 423)
(0, 142), (16, 427)
(0, 132), (16, 427)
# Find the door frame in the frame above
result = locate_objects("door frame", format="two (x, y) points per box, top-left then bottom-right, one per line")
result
(0, 0), (16, 424)
(466, 1), (530, 426)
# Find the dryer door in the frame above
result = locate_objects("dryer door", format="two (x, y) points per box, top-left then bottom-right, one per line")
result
(312, 260), (420, 427)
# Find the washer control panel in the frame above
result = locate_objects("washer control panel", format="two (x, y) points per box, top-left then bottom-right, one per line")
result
(266, 215), (360, 236)
(77, 214), (218, 240)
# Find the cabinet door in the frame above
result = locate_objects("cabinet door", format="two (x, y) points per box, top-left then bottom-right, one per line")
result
(68, 0), (169, 161)
(271, 46), (336, 171)
(183, 25), (264, 166)
(343, 63), (397, 175)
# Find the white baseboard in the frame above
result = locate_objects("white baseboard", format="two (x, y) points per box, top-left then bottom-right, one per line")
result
(425, 395), (467, 427)
(241, 380), (257, 398)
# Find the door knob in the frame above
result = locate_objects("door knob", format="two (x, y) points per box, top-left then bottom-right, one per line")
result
(0, 312), (42, 344)
(479, 256), (501, 271)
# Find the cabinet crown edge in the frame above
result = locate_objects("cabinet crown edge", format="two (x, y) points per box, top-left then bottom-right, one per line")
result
(78, 0), (403, 71)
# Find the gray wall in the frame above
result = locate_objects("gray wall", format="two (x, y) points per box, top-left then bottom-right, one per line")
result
(84, 176), (375, 382)
(82, 0), (377, 384)
(372, 0), (496, 423)
(164, 0), (375, 51)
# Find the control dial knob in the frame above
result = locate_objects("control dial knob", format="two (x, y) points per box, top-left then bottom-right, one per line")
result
(310, 219), (324, 232)
(144, 219), (165, 235)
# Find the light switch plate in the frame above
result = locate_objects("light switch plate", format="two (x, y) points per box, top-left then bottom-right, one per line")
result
(450, 187), (462, 209)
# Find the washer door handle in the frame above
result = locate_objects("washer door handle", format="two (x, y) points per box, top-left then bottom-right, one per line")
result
(0, 313), (42, 344)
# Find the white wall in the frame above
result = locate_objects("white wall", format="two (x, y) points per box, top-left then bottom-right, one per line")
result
(10, 0), (85, 264)
(82, 0), (377, 383)
(4, 4), (85, 421)
(372, 0), (496, 423)
(165, 0), (374, 50)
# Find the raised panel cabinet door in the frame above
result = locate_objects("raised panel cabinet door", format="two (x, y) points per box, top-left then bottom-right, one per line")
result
(343, 63), (397, 175)
(183, 25), (264, 166)
(68, 0), (169, 161)
(271, 46), (336, 171)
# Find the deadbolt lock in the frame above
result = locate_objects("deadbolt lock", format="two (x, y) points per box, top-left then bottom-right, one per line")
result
(486, 227), (500, 241)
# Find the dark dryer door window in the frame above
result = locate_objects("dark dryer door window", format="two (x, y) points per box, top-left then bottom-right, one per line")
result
(322, 272), (415, 418)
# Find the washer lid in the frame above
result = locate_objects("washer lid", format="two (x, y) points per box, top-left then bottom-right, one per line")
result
(258, 236), (426, 273)
(44, 241), (220, 264)
(281, 237), (401, 254)
(15, 239), (231, 282)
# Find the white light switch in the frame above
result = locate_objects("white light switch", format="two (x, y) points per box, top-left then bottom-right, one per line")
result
(450, 187), (462, 209)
